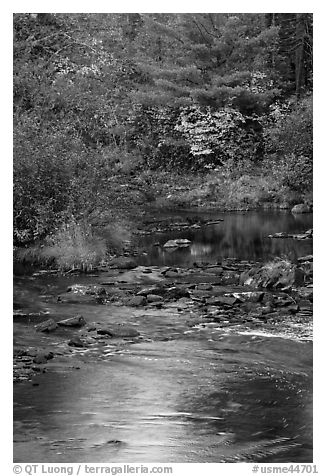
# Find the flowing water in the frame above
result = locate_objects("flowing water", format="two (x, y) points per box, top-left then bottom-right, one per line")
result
(13, 210), (313, 463)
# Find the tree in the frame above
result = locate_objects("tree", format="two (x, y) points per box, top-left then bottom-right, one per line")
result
(13, 13), (313, 243)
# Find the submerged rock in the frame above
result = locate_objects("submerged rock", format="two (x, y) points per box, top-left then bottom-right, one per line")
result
(35, 319), (57, 333)
(268, 232), (289, 239)
(146, 294), (164, 303)
(206, 296), (238, 306)
(164, 270), (180, 278)
(33, 351), (54, 364)
(166, 286), (190, 300)
(66, 284), (107, 296)
(196, 283), (213, 291)
(222, 272), (240, 285)
(128, 295), (147, 306)
(97, 325), (140, 338)
(137, 285), (164, 296)
(57, 315), (86, 328)
(57, 293), (101, 304)
(68, 337), (85, 348)
(269, 230), (313, 240)
(231, 291), (265, 303)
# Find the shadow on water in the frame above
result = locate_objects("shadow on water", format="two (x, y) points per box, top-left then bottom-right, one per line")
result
(138, 210), (312, 266)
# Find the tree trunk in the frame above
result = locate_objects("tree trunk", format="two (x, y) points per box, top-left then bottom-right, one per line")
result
(295, 14), (306, 99)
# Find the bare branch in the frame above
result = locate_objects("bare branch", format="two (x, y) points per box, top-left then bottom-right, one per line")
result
(192, 19), (210, 45)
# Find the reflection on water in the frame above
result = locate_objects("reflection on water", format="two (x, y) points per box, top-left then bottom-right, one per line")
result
(13, 210), (313, 463)
(14, 338), (312, 463)
(138, 210), (313, 266)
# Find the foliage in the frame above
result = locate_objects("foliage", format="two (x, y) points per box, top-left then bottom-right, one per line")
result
(204, 170), (278, 209)
(13, 114), (121, 244)
(264, 95), (312, 194)
(44, 218), (107, 271)
(175, 106), (263, 168)
(13, 13), (313, 248)
(270, 154), (313, 195)
(265, 96), (312, 160)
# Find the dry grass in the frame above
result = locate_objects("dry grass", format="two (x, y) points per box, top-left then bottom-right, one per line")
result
(43, 219), (107, 271)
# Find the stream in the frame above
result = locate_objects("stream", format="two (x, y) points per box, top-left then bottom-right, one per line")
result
(13, 210), (313, 463)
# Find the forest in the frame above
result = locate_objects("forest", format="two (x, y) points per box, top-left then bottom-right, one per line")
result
(13, 13), (313, 269)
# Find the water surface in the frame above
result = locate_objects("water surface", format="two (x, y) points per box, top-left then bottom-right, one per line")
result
(13, 210), (313, 463)
(138, 210), (312, 266)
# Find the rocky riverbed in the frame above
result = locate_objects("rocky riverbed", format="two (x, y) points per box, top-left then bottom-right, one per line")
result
(13, 208), (313, 463)
(13, 255), (313, 384)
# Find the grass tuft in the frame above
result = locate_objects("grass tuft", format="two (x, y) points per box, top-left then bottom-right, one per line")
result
(44, 218), (107, 272)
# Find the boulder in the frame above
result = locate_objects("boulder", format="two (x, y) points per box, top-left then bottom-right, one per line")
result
(14, 349), (28, 357)
(288, 304), (299, 314)
(231, 292), (265, 303)
(262, 293), (275, 305)
(137, 285), (165, 296)
(57, 293), (99, 304)
(240, 261), (306, 289)
(268, 232), (288, 238)
(68, 337), (85, 348)
(206, 296), (238, 306)
(163, 239), (191, 248)
(165, 270), (180, 278)
(196, 283), (213, 291)
(128, 295), (147, 306)
(221, 272), (240, 285)
(33, 351), (54, 364)
(66, 284), (89, 294)
(146, 294), (164, 303)
(57, 315), (86, 328)
(166, 286), (190, 300)
(35, 319), (57, 333)
(65, 284), (106, 296)
(108, 257), (137, 269)
(291, 203), (311, 214)
(97, 325), (140, 338)
(261, 303), (274, 315)
(293, 233), (311, 240)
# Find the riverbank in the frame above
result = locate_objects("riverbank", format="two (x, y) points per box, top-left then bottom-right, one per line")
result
(13, 169), (313, 273)
(130, 169), (313, 212)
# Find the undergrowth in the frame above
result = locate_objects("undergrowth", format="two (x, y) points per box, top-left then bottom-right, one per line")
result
(44, 219), (107, 271)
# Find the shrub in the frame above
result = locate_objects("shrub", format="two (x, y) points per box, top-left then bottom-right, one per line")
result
(269, 153), (312, 194)
(206, 170), (277, 209)
(263, 96), (312, 196)
(265, 96), (312, 160)
(175, 106), (264, 170)
(13, 114), (128, 244)
(44, 218), (107, 271)
(101, 220), (132, 251)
